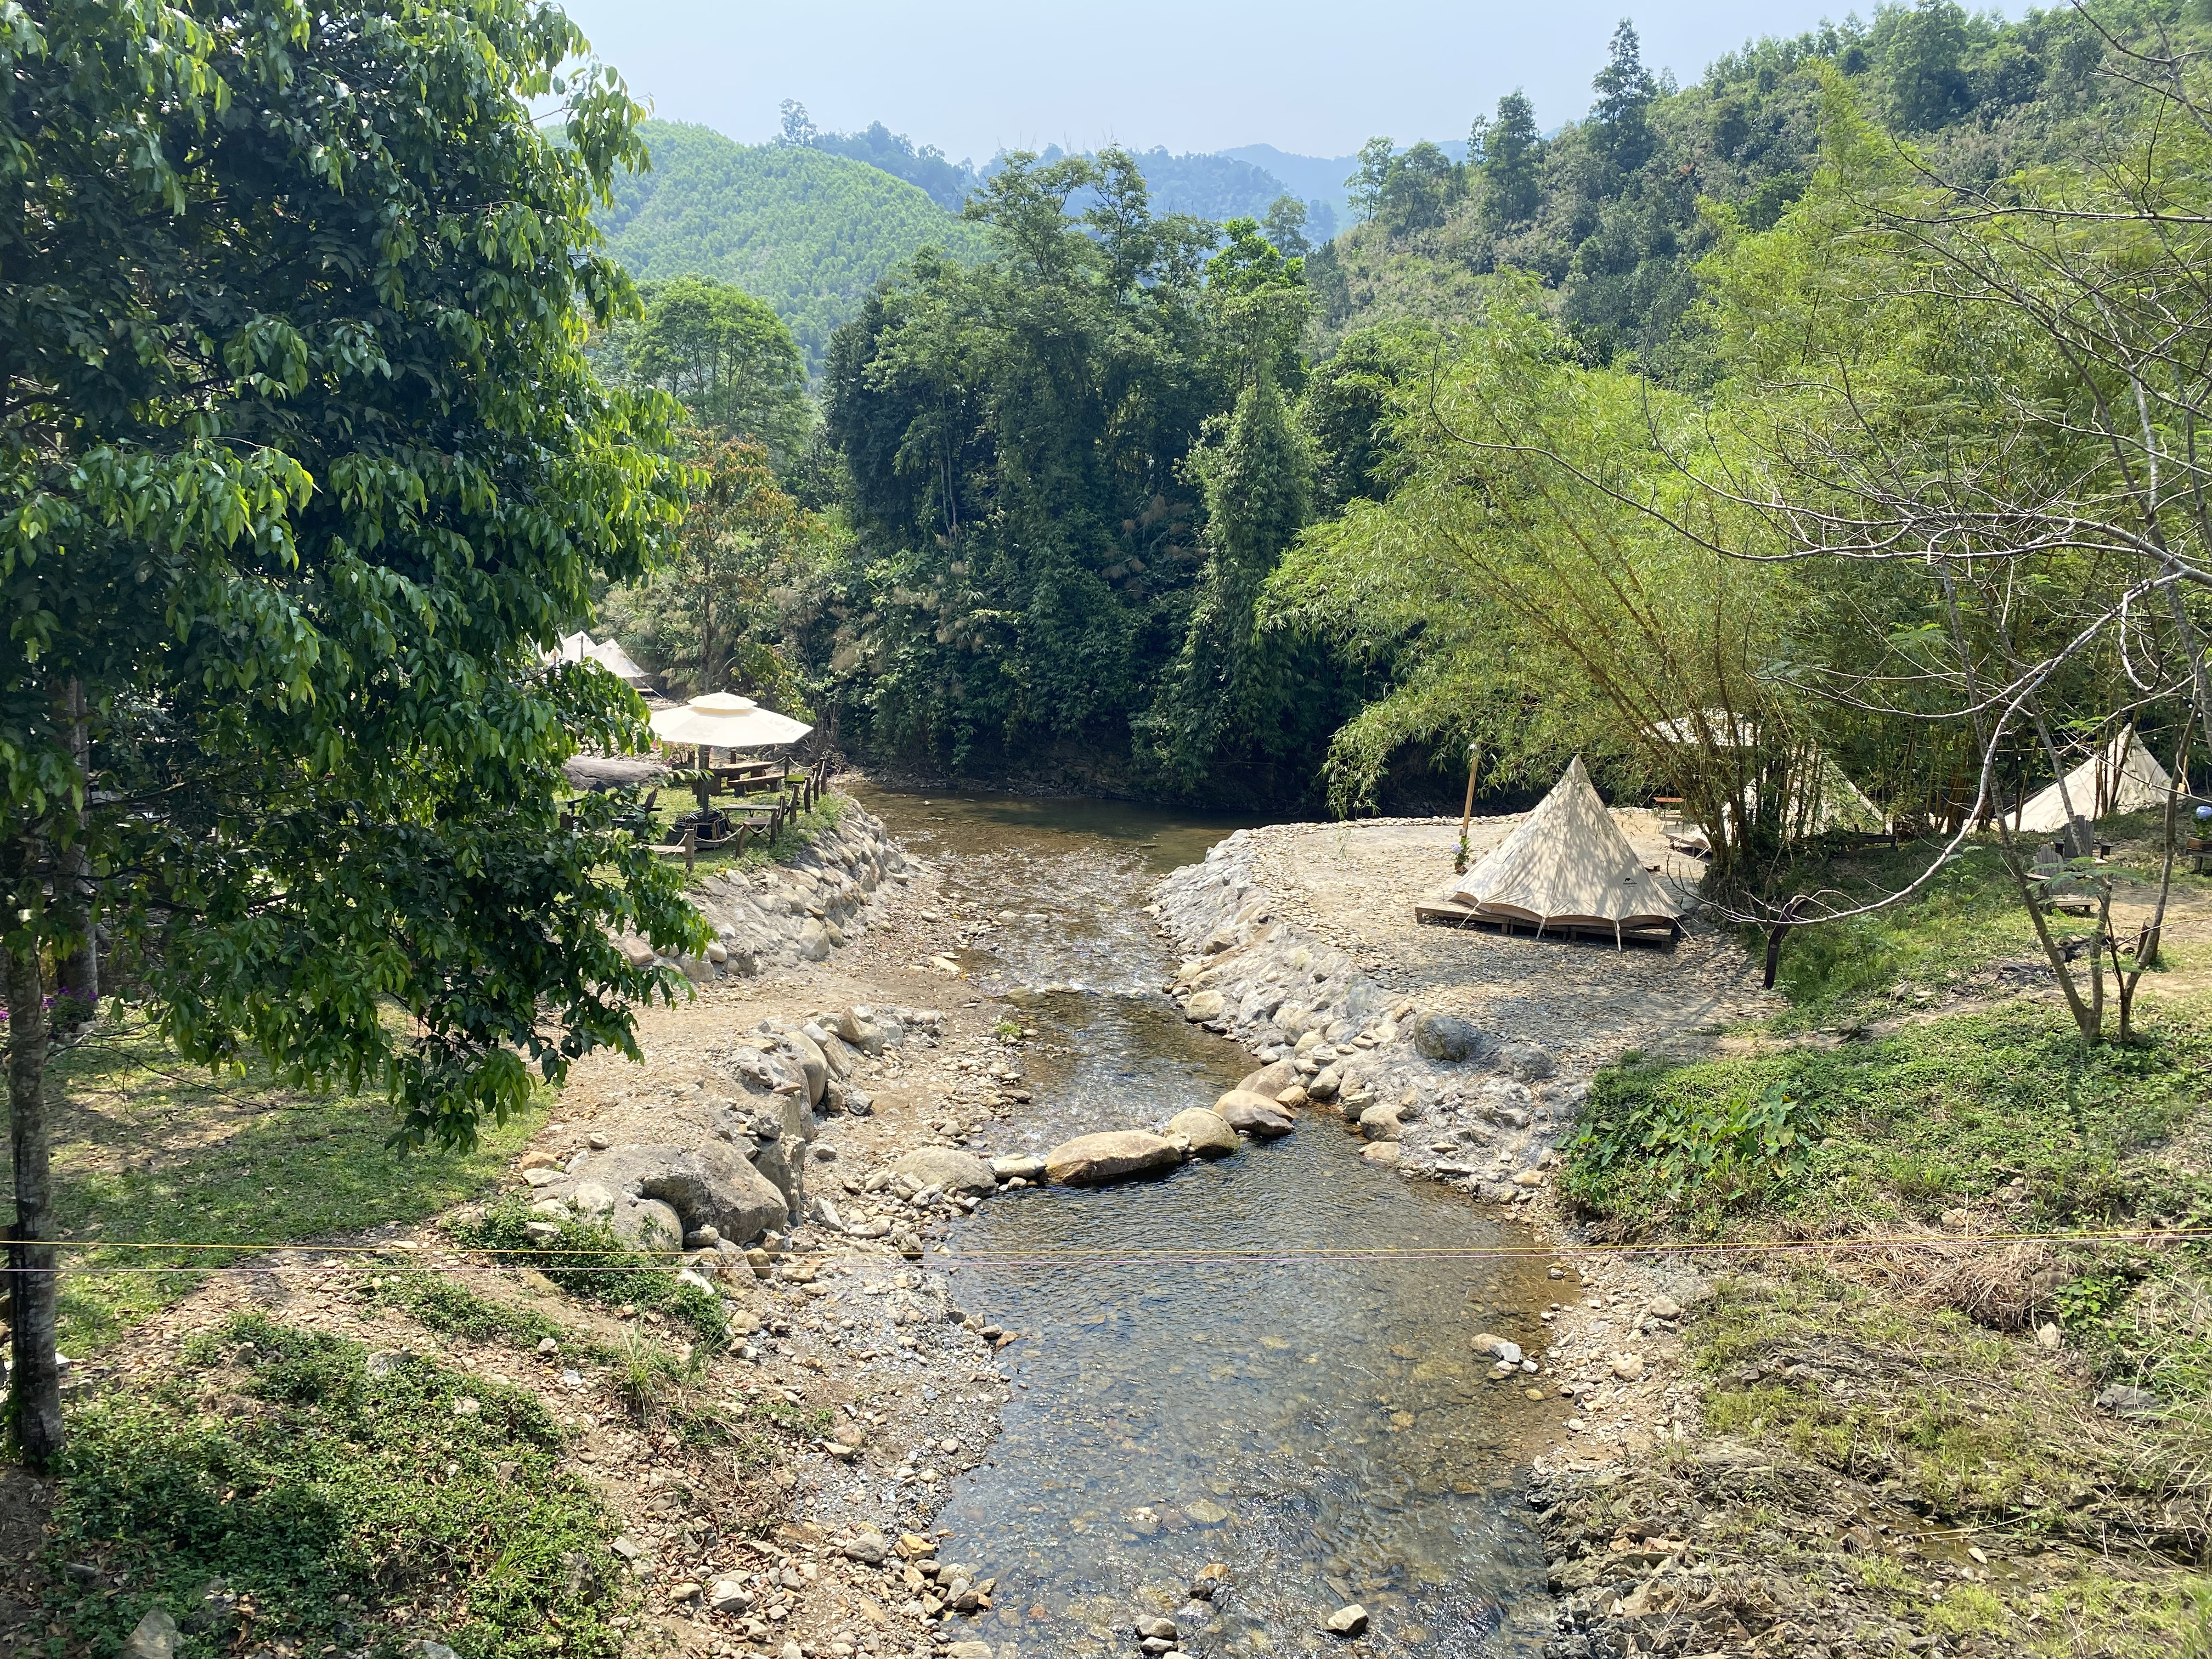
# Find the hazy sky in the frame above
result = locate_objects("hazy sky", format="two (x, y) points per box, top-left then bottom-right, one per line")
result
(553, 0), (1908, 163)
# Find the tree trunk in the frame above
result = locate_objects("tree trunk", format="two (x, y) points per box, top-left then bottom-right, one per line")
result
(52, 679), (97, 1036)
(1938, 565), (2102, 1042)
(7, 919), (63, 1470)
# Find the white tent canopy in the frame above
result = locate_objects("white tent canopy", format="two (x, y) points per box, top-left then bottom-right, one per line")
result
(2010, 727), (2172, 833)
(544, 630), (656, 689)
(648, 692), (812, 751)
(1451, 757), (1684, 941)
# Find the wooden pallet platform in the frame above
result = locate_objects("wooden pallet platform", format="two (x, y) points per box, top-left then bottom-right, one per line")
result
(1414, 898), (1679, 949)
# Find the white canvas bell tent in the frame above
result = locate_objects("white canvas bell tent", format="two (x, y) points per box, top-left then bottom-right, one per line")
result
(2010, 727), (2172, 833)
(543, 630), (657, 689)
(1448, 757), (1685, 946)
(1647, 712), (1887, 843)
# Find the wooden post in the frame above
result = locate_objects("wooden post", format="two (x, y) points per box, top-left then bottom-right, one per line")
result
(682, 823), (696, 876)
(1455, 743), (1481, 874)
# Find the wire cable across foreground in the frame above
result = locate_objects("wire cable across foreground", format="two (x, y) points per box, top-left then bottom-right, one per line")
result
(6, 1221), (2206, 1276)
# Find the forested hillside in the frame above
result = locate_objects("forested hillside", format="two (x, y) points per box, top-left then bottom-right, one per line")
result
(1308, 4), (2147, 364)
(614, 0), (2212, 865)
(599, 121), (990, 370)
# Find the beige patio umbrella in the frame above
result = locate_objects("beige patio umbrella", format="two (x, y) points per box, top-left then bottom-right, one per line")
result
(648, 692), (812, 751)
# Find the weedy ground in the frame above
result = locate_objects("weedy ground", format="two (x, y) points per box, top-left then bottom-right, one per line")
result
(31, 1010), (533, 1352)
(1, 964), (823, 1659)
(1549, 812), (2212, 1659)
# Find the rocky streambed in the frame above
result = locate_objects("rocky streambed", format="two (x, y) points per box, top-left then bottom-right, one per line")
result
(505, 791), (1779, 1659)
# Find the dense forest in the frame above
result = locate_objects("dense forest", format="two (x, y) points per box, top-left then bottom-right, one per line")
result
(599, 121), (990, 370)
(1308, 4), (2148, 363)
(594, 0), (2212, 873)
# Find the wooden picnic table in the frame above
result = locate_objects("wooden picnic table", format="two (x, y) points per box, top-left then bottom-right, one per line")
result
(709, 759), (791, 797)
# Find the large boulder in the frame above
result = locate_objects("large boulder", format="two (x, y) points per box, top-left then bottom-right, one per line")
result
(1410, 1012), (1491, 1064)
(1167, 1108), (1240, 1159)
(890, 1146), (998, 1197)
(612, 1195), (683, 1251)
(778, 1029), (829, 1104)
(1497, 1040), (1554, 1082)
(1216, 1087), (1289, 1119)
(751, 1137), (803, 1220)
(1214, 1093), (1295, 1138)
(1236, 1059), (1299, 1098)
(1044, 1131), (1184, 1187)
(562, 1142), (788, 1248)
(1357, 1105), (1403, 1143)
(1181, 989), (1227, 1022)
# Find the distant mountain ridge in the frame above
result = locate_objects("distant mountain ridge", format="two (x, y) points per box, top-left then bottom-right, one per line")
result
(601, 121), (1371, 375)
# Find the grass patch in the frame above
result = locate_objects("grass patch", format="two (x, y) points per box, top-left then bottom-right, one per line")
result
(42, 1312), (628, 1659)
(603, 786), (846, 887)
(452, 1197), (728, 1348)
(1753, 815), (2212, 1026)
(1692, 1269), (2210, 1551)
(365, 1271), (616, 1364)
(33, 1011), (535, 1355)
(1564, 1005), (2212, 1234)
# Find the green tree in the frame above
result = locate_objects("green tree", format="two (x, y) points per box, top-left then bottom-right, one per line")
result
(602, 275), (812, 466)
(2, 0), (702, 1469)
(1263, 194), (1313, 258)
(1591, 18), (1658, 173)
(601, 437), (829, 706)
(1346, 136), (1396, 221)
(1481, 92), (1545, 228)
(1299, 323), (1433, 514)
(1136, 232), (1321, 795)
(1139, 373), (1317, 793)
(1379, 140), (1460, 236)
(1881, 0), (1972, 130)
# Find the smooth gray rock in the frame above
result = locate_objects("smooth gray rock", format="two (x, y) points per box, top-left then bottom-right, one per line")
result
(1357, 1105), (1402, 1142)
(1497, 1040), (1554, 1082)
(1324, 1604), (1369, 1637)
(1045, 1131), (1183, 1186)
(1214, 1094), (1294, 1138)
(890, 1146), (998, 1197)
(2096, 1383), (2162, 1417)
(1167, 1108), (1240, 1159)
(990, 1154), (1048, 1182)
(124, 1609), (180, 1659)
(1411, 1012), (1490, 1064)
(843, 1531), (889, 1565)
(798, 919), (832, 961)
(1181, 989), (1226, 1021)
(778, 1029), (828, 1104)
(562, 1142), (788, 1248)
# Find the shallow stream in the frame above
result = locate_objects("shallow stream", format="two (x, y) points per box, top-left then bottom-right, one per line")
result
(848, 786), (1555, 1657)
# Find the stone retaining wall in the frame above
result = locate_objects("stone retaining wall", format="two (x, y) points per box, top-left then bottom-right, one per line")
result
(644, 797), (916, 982)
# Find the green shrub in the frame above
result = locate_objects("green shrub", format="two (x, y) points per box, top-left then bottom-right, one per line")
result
(453, 1197), (729, 1347)
(44, 1314), (627, 1659)
(1564, 1055), (1821, 1221)
(1565, 1008), (2210, 1233)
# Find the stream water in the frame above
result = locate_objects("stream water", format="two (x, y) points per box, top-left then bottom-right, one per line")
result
(847, 786), (1554, 1658)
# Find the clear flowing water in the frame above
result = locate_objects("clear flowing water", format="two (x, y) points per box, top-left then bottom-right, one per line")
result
(848, 786), (1554, 1658)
